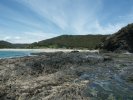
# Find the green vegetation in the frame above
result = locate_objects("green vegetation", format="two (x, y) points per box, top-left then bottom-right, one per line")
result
(100, 23), (133, 52)
(0, 41), (13, 48)
(0, 41), (29, 48)
(13, 44), (29, 48)
(0, 35), (108, 49)
(29, 35), (108, 49)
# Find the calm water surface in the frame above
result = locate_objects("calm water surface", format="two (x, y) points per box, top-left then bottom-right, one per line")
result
(0, 51), (32, 58)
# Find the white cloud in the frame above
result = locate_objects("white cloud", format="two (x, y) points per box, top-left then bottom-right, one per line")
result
(14, 0), (132, 37)
(18, 0), (127, 35)
(0, 31), (59, 43)
(3, 36), (11, 41)
(2, 36), (21, 43)
(19, 0), (103, 34)
(85, 21), (125, 34)
(1, 0), (133, 43)
(15, 32), (58, 43)
(14, 36), (21, 40)
(25, 31), (58, 37)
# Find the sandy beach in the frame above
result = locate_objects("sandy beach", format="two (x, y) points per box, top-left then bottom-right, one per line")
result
(0, 48), (99, 53)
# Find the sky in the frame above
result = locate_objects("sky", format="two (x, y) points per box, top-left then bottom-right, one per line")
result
(0, 0), (133, 43)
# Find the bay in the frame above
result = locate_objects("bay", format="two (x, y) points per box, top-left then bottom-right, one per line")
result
(0, 51), (32, 58)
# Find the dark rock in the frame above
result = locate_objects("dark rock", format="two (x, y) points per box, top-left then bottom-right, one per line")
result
(103, 56), (112, 61)
(0, 52), (133, 100)
(71, 50), (79, 53)
(100, 23), (133, 53)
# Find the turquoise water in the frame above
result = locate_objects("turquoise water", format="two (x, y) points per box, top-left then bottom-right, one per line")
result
(0, 51), (32, 58)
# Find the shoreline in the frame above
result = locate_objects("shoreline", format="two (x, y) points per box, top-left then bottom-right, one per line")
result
(0, 49), (99, 59)
(0, 48), (99, 53)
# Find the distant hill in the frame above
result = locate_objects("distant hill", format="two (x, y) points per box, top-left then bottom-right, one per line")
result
(0, 41), (13, 48)
(0, 41), (29, 48)
(29, 35), (108, 49)
(100, 23), (133, 52)
(0, 35), (109, 49)
(13, 44), (29, 48)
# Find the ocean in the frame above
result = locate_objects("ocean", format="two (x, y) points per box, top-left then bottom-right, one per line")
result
(0, 51), (32, 58)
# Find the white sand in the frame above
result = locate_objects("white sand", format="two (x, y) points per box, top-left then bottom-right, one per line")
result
(0, 48), (99, 53)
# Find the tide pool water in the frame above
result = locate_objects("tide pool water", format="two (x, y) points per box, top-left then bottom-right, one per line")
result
(0, 51), (32, 58)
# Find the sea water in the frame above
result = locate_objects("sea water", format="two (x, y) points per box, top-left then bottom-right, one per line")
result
(0, 51), (32, 58)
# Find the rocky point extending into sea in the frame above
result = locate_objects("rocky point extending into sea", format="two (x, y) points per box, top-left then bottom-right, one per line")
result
(0, 51), (133, 100)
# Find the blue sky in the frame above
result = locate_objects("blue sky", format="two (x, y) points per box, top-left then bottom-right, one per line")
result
(0, 0), (133, 43)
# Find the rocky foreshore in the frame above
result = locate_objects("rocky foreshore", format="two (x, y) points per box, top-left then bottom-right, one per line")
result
(0, 51), (133, 100)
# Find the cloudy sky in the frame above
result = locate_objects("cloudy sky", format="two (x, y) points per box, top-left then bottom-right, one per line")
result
(0, 0), (133, 43)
